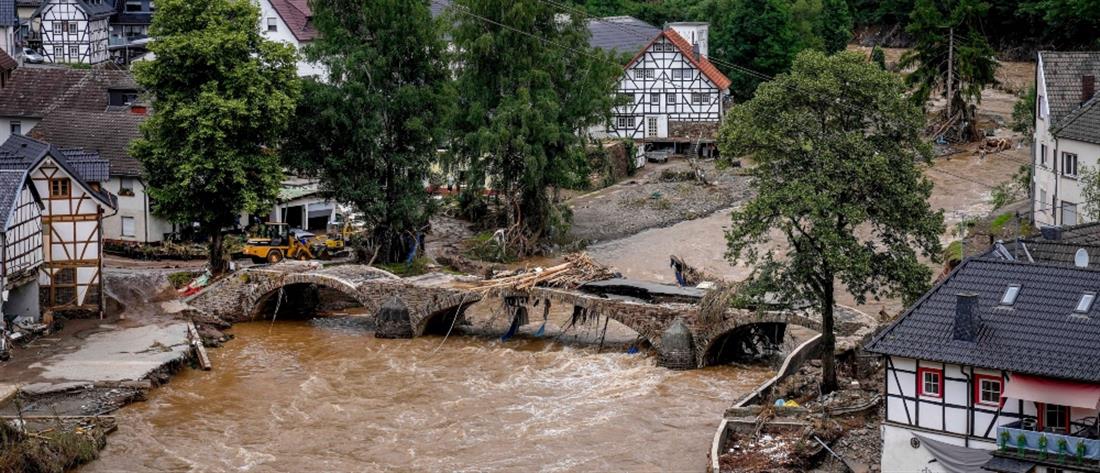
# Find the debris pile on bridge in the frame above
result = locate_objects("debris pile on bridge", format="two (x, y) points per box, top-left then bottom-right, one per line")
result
(475, 253), (615, 294)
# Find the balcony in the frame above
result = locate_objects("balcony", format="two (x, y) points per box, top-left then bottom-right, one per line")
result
(997, 419), (1100, 465)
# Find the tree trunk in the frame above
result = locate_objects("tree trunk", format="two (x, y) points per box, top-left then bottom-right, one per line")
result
(820, 278), (838, 395)
(208, 231), (227, 275)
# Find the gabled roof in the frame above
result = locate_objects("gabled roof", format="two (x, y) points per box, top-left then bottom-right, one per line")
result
(0, 48), (15, 74)
(32, 109), (145, 177)
(0, 169), (35, 231)
(41, 0), (114, 19)
(267, 0), (315, 43)
(0, 135), (116, 209)
(0, 0), (16, 26)
(586, 16), (660, 56)
(1039, 51), (1100, 126)
(1052, 93), (1100, 145)
(624, 29), (731, 91)
(0, 67), (137, 119)
(866, 254), (1100, 383)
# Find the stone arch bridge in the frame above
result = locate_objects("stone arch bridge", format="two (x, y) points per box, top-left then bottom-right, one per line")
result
(186, 263), (873, 369)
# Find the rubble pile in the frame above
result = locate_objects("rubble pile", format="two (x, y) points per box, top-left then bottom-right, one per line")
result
(475, 253), (616, 293)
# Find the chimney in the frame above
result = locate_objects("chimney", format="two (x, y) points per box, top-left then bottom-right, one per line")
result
(1083, 75), (1096, 104)
(692, 43), (700, 61)
(1040, 225), (1063, 241)
(130, 104), (147, 115)
(668, 22), (708, 58)
(953, 293), (980, 342)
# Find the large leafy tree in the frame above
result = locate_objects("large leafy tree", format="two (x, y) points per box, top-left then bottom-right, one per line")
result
(899, 0), (998, 139)
(817, 0), (853, 54)
(282, 0), (451, 263)
(719, 50), (944, 394)
(448, 0), (622, 255)
(132, 0), (299, 273)
(702, 0), (800, 100)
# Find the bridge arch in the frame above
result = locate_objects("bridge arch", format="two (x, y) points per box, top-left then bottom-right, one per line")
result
(246, 272), (368, 319)
(693, 311), (822, 368)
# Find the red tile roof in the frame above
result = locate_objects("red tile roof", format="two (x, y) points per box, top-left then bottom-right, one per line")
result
(0, 49), (15, 73)
(269, 0), (316, 43)
(625, 29), (731, 91)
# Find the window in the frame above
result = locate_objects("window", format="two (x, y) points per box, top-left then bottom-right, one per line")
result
(917, 367), (943, 398)
(267, 17), (277, 32)
(119, 177), (135, 196)
(672, 69), (692, 80)
(125, 0), (142, 11)
(647, 117), (657, 137)
(692, 93), (710, 104)
(68, 45), (78, 58)
(974, 374), (1002, 406)
(67, 22), (78, 34)
(49, 178), (70, 198)
(1000, 285), (1020, 305)
(54, 267), (75, 285)
(1063, 201), (1078, 226)
(121, 216), (135, 237)
(1041, 403), (1070, 433)
(1038, 95), (1045, 118)
(1075, 292), (1095, 313)
(1040, 144), (1047, 167)
(649, 93), (659, 105)
(616, 116), (635, 129)
(666, 93), (676, 105)
(9, 120), (20, 136)
(1039, 189), (1048, 214)
(1062, 152), (1078, 177)
(53, 46), (62, 59)
(53, 21), (63, 33)
(633, 69), (653, 80)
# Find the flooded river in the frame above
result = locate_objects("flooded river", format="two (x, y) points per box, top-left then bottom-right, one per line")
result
(87, 317), (773, 472)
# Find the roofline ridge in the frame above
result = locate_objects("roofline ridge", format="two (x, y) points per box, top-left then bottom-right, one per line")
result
(865, 256), (976, 352)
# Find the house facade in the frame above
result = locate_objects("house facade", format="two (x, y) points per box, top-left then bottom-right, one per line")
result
(36, 0), (112, 64)
(0, 135), (115, 317)
(256, 0), (321, 77)
(0, 168), (44, 321)
(601, 23), (731, 160)
(867, 243), (1100, 473)
(1032, 51), (1100, 227)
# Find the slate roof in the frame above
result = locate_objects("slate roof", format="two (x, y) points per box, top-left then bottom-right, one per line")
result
(32, 109), (145, 177)
(0, 135), (116, 209)
(1001, 239), (1100, 268)
(1039, 51), (1100, 126)
(625, 29), (732, 90)
(268, 0), (315, 42)
(0, 169), (30, 230)
(0, 0), (15, 26)
(0, 67), (137, 119)
(866, 256), (1100, 382)
(586, 16), (660, 56)
(1052, 93), (1100, 145)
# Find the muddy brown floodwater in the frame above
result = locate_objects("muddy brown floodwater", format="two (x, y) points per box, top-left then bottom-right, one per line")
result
(86, 317), (773, 472)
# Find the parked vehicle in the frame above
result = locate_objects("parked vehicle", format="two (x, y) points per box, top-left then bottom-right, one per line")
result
(0, 313), (18, 361)
(22, 48), (44, 64)
(240, 222), (314, 263)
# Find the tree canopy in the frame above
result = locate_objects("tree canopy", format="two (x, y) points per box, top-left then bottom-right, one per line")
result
(704, 0), (800, 100)
(447, 0), (622, 255)
(131, 0), (300, 272)
(718, 50), (944, 393)
(281, 0), (451, 263)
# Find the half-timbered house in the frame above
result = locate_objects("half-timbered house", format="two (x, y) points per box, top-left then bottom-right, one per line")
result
(600, 23), (731, 159)
(0, 135), (114, 317)
(867, 244), (1100, 473)
(35, 0), (111, 64)
(0, 168), (43, 321)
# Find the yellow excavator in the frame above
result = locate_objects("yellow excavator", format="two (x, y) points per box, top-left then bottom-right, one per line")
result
(241, 222), (314, 264)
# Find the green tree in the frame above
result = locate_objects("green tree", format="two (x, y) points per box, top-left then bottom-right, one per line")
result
(1079, 166), (1100, 222)
(1011, 85), (1037, 141)
(718, 50), (944, 393)
(899, 0), (998, 139)
(448, 0), (622, 255)
(704, 0), (800, 100)
(132, 0), (300, 273)
(817, 0), (853, 53)
(281, 0), (451, 263)
(871, 45), (887, 69)
(792, 0), (826, 52)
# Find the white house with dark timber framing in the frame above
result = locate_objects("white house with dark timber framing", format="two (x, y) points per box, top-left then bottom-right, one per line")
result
(867, 242), (1100, 473)
(602, 23), (731, 158)
(0, 168), (43, 321)
(0, 135), (115, 317)
(35, 0), (111, 64)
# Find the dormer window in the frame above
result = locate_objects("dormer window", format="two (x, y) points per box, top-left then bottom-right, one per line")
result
(1000, 285), (1020, 305)
(1075, 293), (1095, 313)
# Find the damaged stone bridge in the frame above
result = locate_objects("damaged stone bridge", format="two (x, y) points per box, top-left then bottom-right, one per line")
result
(186, 263), (481, 338)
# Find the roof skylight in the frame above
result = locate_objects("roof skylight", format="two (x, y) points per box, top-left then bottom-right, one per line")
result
(1000, 285), (1021, 305)
(1075, 293), (1096, 313)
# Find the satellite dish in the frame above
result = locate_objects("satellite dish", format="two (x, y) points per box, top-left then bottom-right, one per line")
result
(1075, 248), (1090, 268)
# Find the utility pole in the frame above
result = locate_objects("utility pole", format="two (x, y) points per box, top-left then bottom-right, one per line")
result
(946, 27), (954, 119)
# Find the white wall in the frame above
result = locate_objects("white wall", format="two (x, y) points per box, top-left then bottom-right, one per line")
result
(255, 0), (324, 78)
(101, 176), (173, 243)
(881, 424), (996, 473)
(0, 117), (39, 146)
